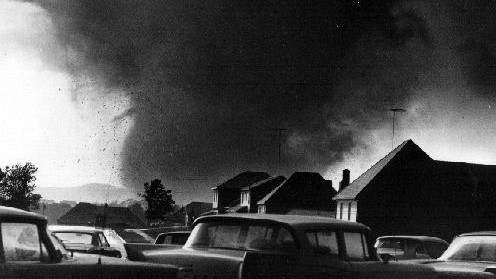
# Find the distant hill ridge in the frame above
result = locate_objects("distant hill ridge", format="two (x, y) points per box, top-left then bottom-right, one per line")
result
(35, 183), (137, 203)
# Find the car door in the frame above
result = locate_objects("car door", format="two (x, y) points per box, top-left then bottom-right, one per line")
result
(342, 230), (390, 279)
(304, 229), (352, 279)
(343, 231), (435, 279)
(0, 222), (57, 279)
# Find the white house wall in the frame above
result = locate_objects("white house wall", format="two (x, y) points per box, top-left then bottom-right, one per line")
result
(336, 200), (357, 222)
(212, 189), (218, 209)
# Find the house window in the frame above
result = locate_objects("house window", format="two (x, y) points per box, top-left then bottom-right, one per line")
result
(348, 202), (352, 221)
(339, 202), (344, 220)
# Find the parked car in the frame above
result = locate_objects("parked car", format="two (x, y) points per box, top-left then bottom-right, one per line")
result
(49, 225), (123, 258)
(420, 231), (496, 277)
(127, 213), (438, 279)
(375, 236), (449, 260)
(0, 205), (178, 279)
(124, 231), (190, 261)
(155, 231), (191, 245)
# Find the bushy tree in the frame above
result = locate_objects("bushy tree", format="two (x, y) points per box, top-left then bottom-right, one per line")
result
(139, 179), (175, 225)
(0, 163), (42, 211)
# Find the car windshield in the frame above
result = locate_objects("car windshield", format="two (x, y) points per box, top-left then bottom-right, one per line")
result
(49, 232), (70, 259)
(376, 238), (407, 250)
(52, 232), (94, 250)
(439, 235), (496, 262)
(185, 221), (297, 253)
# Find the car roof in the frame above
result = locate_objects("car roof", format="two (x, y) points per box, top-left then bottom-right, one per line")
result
(376, 235), (448, 244)
(0, 205), (46, 222)
(194, 213), (370, 231)
(458, 231), (496, 237)
(49, 225), (104, 233)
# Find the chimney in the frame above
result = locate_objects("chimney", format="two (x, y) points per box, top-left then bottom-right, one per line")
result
(339, 169), (350, 191)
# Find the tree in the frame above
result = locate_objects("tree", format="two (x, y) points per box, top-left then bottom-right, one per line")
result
(138, 179), (175, 225)
(0, 163), (42, 211)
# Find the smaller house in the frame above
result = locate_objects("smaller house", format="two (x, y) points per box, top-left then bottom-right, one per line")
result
(58, 202), (145, 229)
(257, 172), (336, 215)
(212, 171), (270, 213)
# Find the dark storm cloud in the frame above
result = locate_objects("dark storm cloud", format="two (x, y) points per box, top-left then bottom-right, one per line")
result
(31, 0), (496, 198)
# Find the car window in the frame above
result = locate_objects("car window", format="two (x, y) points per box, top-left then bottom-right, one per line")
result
(173, 235), (189, 245)
(377, 238), (405, 250)
(305, 231), (339, 256)
(186, 222), (297, 252)
(440, 236), (496, 262)
(344, 232), (369, 261)
(98, 233), (109, 247)
(209, 225), (241, 248)
(52, 232), (94, 251)
(274, 228), (297, 253)
(2, 223), (42, 262)
(49, 232), (70, 259)
(155, 234), (166, 244)
(163, 236), (173, 244)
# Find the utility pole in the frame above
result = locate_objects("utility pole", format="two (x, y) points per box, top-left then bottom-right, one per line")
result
(388, 108), (406, 150)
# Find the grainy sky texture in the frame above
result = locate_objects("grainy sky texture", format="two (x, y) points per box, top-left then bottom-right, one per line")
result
(3, 0), (496, 203)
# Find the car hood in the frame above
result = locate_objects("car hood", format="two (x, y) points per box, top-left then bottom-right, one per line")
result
(423, 260), (496, 278)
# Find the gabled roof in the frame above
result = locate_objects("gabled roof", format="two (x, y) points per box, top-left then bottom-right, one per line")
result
(212, 171), (270, 190)
(185, 201), (212, 216)
(333, 140), (430, 200)
(58, 203), (145, 228)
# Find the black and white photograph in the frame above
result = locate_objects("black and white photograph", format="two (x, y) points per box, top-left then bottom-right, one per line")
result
(2, 0), (496, 278)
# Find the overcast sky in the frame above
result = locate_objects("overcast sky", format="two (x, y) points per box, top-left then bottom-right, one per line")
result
(2, 0), (496, 203)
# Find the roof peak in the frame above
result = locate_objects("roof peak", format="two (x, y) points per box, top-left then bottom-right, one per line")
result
(333, 139), (430, 200)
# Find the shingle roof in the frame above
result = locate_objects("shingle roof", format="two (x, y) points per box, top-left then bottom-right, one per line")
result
(241, 176), (275, 190)
(257, 178), (287, 205)
(58, 203), (145, 228)
(213, 171), (270, 190)
(333, 140), (427, 200)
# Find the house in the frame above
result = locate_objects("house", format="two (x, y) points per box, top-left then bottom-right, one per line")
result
(184, 201), (212, 225)
(240, 176), (286, 213)
(257, 172), (336, 215)
(35, 202), (72, 224)
(58, 202), (146, 229)
(212, 171), (270, 213)
(333, 139), (496, 240)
